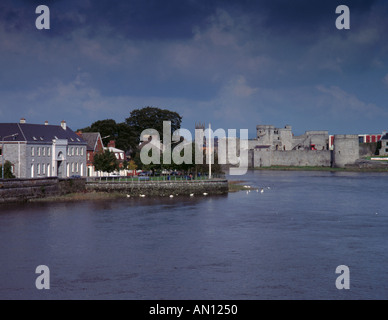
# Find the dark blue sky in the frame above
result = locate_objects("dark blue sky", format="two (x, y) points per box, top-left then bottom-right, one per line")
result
(1, 0), (387, 137)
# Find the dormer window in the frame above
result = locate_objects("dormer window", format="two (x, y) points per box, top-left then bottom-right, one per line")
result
(33, 136), (37, 141)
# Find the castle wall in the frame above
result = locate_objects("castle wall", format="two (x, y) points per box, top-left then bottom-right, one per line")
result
(332, 135), (359, 168)
(249, 125), (360, 168)
(252, 149), (331, 167)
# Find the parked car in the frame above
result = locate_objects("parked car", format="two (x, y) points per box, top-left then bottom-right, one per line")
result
(109, 173), (120, 177)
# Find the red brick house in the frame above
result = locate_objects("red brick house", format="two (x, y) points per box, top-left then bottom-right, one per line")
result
(76, 132), (104, 176)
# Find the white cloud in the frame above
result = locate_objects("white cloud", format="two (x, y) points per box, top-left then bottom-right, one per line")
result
(383, 74), (388, 87)
(316, 85), (385, 118)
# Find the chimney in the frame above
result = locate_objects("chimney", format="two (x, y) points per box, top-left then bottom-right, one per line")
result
(44, 121), (49, 126)
(61, 120), (67, 130)
(108, 140), (116, 148)
(20, 118), (26, 124)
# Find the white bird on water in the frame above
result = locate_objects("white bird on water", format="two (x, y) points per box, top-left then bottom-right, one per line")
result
(203, 193), (208, 196)
(190, 193), (194, 197)
(169, 195), (174, 198)
(126, 194), (130, 198)
(140, 194), (146, 198)
(260, 188), (264, 193)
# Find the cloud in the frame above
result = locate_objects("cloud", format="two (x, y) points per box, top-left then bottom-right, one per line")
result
(383, 74), (388, 87)
(316, 85), (386, 118)
(1, 0), (388, 136)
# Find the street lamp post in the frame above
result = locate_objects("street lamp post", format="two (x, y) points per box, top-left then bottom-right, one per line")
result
(208, 123), (212, 179)
(1, 133), (18, 180)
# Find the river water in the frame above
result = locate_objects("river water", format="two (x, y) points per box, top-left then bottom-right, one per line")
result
(0, 170), (387, 300)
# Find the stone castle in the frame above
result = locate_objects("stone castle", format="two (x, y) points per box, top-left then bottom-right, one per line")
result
(245, 124), (359, 168)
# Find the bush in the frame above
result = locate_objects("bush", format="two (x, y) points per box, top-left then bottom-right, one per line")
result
(0, 160), (15, 179)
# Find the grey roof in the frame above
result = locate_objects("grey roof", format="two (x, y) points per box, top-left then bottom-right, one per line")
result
(381, 133), (388, 140)
(78, 132), (101, 151)
(0, 123), (86, 145)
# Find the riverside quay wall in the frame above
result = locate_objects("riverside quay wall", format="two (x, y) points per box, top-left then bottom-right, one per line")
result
(85, 179), (229, 197)
(0, 177), (86, 203)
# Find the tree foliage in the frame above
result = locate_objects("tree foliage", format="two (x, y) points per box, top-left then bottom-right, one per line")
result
(93, 150), (119, 173)
(125, 106), (182, 145)
(0, 160), (15, 179)
(79, 119), (137, 154)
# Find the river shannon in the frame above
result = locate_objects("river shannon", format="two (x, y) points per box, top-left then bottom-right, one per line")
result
(1, 170), (387, 300)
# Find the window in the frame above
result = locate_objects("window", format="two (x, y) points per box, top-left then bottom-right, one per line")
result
(43, 147), (46, 156)
(68, 148), (71, 156)
(81, 148), (84, 156)
(48, 148), (51, 156)
(72, 163), (75, 172)
(72, 147), (74, 156)
(37, 164), (41, 175)
(38, 147), (41, 156)
(31, 147), (35, 156)
(76, 147), (79, 156)
(42, 164), (45, 175)
(87, 153), (90, 161)
(76, 163), (79, 172)
(386, 142), (388, 147)
(386, 148), (388, 153)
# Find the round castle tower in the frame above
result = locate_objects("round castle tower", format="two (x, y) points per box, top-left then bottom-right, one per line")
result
(332, 135), (359, 168)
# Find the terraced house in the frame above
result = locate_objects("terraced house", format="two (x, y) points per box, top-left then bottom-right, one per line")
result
(0, 119), (87, 179)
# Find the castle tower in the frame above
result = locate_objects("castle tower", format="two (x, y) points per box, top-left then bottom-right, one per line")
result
(332, 135), (359, 168)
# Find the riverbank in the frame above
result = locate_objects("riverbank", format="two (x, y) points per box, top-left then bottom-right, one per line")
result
(29, 180), (249, 202)
(228, 180), (257, 192)
(28, 190), (128, 202)
(253, 165), (388, 172)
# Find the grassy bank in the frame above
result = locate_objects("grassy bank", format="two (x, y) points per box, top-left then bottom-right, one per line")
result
(228, 180), (257, 192)
(254, 166), (344, 172)
(253, 166), (388, 172)
(29, 191), (128, 203)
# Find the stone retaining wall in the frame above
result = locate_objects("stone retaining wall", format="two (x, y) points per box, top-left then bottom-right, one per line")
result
(86, 179), (229, 197)
(0, 178), (227, 203)
(0, 178), (86, 203)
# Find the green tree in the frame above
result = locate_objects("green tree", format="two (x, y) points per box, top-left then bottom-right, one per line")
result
(79, 119), (118, 145)
(0, 160), (15, 179)
(116, 122), (137, 155)
(79, 119), (137, 155)
(93, 150), (119, 174)
(125, 106), (182, 145)
(127, 160), (137, 171)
